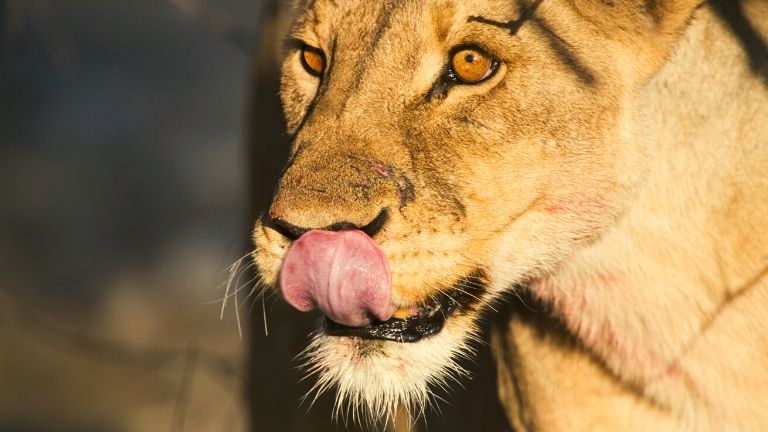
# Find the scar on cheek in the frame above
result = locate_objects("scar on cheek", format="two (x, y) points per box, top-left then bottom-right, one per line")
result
(356, 156), (416, 209)
(370, 162), (390, 177)
(542, 196), (609, 215)
(543, 204), (566, 214)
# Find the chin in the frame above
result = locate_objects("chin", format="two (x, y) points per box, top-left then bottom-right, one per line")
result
(299, 303), (483, 424)
(283, 266), (492, 424)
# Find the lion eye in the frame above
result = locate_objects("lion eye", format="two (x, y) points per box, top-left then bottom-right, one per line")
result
(300, 46), (326, 77)
(449, 48), (497, 84)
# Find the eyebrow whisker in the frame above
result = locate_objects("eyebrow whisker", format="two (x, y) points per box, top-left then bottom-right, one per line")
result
(468, 0), (545, 36)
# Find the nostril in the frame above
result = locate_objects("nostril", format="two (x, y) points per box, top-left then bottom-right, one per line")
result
(267, 217), (309, 241)
(322, 209), (390, 238)
(360, 208), (389, 238)
(266, 208), (390, 241)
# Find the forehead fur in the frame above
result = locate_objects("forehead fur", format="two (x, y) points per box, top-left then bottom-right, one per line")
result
(289, 0), (523, 44)
(289, 0), (700, 62)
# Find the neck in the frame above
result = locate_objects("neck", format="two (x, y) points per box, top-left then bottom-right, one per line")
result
(533, 1), (768, 421)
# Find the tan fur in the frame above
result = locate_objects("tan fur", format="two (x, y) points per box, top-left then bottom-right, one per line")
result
(253, 0), (768, 429)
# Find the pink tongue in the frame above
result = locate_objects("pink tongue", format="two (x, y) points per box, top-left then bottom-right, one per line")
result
(279, 229), (394, 327)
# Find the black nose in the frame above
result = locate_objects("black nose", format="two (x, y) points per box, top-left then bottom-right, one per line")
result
(267, 208), (390, 241)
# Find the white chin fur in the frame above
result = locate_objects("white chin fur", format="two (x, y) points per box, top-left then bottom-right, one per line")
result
(300, 314), (480, 425)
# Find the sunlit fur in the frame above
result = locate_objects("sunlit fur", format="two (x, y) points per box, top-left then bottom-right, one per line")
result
(298, 312), (481, 426)
(253, 0), (768, 429)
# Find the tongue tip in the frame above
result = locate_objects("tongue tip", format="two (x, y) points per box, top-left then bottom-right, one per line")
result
(373, 304), (397, 323)
(328, 305), (396, 328)
(324, 294), (397, 328)
(279, 228), (394, 327)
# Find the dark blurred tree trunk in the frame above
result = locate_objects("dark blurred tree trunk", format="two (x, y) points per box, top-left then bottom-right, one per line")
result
(245, 2), (345, 431)
(245, 2), (510, 431)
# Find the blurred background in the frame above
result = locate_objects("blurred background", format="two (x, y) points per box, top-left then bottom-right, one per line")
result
(0, 1), (509, 431)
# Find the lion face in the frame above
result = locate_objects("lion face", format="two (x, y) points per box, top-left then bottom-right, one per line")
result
(253, 0), (674, 421)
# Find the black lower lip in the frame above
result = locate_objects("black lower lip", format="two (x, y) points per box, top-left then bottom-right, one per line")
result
(323, 271), (485, 343)
(323, 304), (447, 343)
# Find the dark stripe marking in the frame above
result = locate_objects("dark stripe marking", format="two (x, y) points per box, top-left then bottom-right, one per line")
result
(468, 0), (597, 86)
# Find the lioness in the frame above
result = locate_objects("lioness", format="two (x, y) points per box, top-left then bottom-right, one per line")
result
(252, 0), (768, 429)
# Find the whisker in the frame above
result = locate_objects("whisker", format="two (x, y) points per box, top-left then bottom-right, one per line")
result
(262, 296), (269, 337)
(220, 258), (242, 319)
(537, 253), (570, 300)
(234, 283), (243, 338)
(209, 273), (260, 305)
(241, 284), (260, 307)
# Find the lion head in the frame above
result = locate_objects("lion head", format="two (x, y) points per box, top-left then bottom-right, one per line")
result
(252, 0), (701, 422)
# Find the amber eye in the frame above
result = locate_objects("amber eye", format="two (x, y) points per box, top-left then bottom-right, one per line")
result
(450, 48), (497, 84)
(301, 46), (325, 76)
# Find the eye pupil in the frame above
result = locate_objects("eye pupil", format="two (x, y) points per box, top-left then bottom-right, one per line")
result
(450, 48), (496, 84)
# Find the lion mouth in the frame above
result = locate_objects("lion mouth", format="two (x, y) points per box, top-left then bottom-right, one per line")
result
(323, 277), (483, 343)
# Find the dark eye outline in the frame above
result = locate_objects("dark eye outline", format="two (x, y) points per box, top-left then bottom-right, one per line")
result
(445, 45), (500, 85)
(300, 45), (326, 77)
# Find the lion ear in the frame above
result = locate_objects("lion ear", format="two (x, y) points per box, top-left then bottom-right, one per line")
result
(585, 0), (706, 77)
(595, 0), (704, 34)
(641, 0), (706, 34)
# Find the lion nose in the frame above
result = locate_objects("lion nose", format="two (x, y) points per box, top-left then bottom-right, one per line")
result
(268, 208), (390, 242)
